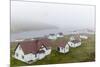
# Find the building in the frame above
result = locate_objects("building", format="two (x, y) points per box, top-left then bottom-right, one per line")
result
(80, 35), (88, 39)
(56, 32), (64, 38)
(14, 38), (52, 64)
(57, 39), (69, 53)
(69, 34), (81, 41)
(68, 39), (81, 48)
(48, 34), (57, 40)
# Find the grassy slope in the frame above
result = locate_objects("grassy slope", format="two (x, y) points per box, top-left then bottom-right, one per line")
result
(10, 34), (95, 67)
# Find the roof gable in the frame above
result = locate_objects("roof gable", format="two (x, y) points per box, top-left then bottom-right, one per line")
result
(15, 38), (51, 54)
(57, 39), (68, 47)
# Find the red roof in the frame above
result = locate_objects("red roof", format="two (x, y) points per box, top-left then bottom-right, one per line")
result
(16, 38), (51, 54)
(57, 39), (68, 47)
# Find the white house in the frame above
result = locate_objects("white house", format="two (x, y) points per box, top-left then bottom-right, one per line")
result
(48, 34), (57, 40)
(14, 38), (51, 64)
(57, 40), (69, 53)
(69, 35), (81, 41)
(56, 32), (64, 38)
(80, 35), (88, 39)
(70, 36), (75, 41)
(68, 39), (81, 48)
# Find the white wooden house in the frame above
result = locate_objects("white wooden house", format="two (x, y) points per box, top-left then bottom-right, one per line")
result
(57, 40), (69, 53)
(48, 34), (57, 40)
(69, 35), (81, 41)
(14, 38), (51, 64)
(68, 39), (81, 48)
(69, 36), (75, 41)
(80, 35), (88, 39)
(56, 32), (64, 38)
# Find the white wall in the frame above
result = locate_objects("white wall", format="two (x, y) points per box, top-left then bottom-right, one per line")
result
(68, 41), (81, 47)
(65, 44), (69, 52)
(80, 35), (88, 39)
(56, 34), (63, 38)
(37, 53), (46, 60)
(38, 47), (51, 60)
(24, 53), (37, 62)
(59, 44), (69, 53)
(14, 45), (26, 62)
(70, 36), (75, 41)
(48, 35), (57, 40)
(45, 49), (51, 55)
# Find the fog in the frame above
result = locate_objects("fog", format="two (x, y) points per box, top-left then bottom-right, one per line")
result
(11, 0), (95, 41)
(11, 1), (95, 33)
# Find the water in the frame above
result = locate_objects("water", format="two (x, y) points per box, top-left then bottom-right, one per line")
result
(11, 29), (73, 42)
(11, 29), (94, 42)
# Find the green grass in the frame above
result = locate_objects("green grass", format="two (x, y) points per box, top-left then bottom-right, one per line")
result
(10, 34), (95, 67)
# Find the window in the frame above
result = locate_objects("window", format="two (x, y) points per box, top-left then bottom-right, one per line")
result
(61, 47), (63, 50)
(16, 53), (18, 57)
(35, 54), (37, 57)
(22, 55), (24, 59)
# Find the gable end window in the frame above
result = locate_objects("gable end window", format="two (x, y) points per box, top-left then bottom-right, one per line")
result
(22, 55), (24, 59)
(16, 53), (18, 57)
(35, 54), (37, 57)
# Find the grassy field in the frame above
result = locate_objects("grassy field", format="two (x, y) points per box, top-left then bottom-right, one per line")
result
(10, 34), (95, 67)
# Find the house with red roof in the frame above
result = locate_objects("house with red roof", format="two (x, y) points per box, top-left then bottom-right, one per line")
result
(57, 39), (69, 53)
(14, 38), (51, 64)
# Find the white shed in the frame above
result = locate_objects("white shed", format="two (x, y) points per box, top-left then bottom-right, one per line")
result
(14, 38), (51, 64)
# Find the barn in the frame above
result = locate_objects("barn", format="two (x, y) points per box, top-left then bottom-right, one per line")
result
(14, 38), (52, 64)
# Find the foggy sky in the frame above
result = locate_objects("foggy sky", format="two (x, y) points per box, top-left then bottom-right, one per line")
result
(11, 1), (95, 33)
